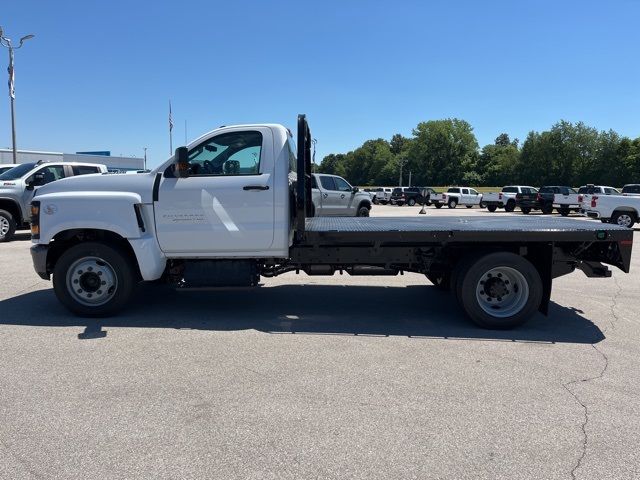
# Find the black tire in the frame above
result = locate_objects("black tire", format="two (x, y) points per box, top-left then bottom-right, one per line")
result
(521, 207), (531, 214)
(611, 211), (636, 228)
(601, 219), (609, 223)
(479, 201), (487, 209)
(466, 205), (473, 209)
(505, 201), (516, 212)
(0, 209), (17, 243)
(53, 242), (137, 316)
(457, 252), (543, 329)
(448, 198), (458, 209)
(435, 203), (443, 209)
(559, 208), (570, 217)
(541, 205), (553, 215)
(426, 273), (451, 291)
(487, 205), (497, 213)
(356, 205), (370, 217)
(407, 198), (416, 206)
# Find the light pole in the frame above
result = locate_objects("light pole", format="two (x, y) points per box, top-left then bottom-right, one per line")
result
(0, 27), (35, 164)
(143, 147), (148, 170)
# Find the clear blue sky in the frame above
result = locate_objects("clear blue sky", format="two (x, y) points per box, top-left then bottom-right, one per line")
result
(2, 0), (639, 167)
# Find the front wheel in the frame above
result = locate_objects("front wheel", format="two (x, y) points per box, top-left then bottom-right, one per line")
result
(465, 205), (473, 209)
(505, 201), (516, 212)
(407, 198), (416, 206)
(448, 199), (458, 209)
(0, 209), (17, 243)
(356, 205), (370, 217)
(521, 207), (531, 214)
(53, 242), (137, 316)
(435, 203), (443, 209)
(487, 205), (497, 213)
(457, 252), (542, 329)
(479, 201), (487, 209)
(611, 211), (635, 228)
(559, 208), (570, 217)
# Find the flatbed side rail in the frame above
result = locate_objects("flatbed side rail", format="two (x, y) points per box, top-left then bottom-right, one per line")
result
(295, 114), (312, 241)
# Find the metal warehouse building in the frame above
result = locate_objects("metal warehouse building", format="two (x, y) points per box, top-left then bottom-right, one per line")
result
(0, 149), (144, 171)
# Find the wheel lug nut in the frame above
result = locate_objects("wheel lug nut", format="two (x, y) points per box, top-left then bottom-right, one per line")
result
(78, 270), (83, 274)
(487, 297), (492, 302)
(73, 279), (79, 284)
(97, 290), (102, 295)
(97, 271), (102, 276)
(497, 273), (502, 278)
(87, 267), (93, 272)
(480, 290), (485, 295)
(77, 289), (82, 293)
(87, 293), (92, 298)
(101, 281), (106, 285)
(497, 296), (502, 301)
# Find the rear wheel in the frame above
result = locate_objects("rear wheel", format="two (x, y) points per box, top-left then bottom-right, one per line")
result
(521, 207), (531, 214)
(611, 211), (635, 228)
(559, 208), (570, 217)
(479, 201), (487, 208)
(408, 198), (416, 206)
(53, 242), (137, 316)
(457, 252), (542, 329)
(435, 203), (443, 209)
(0, 209), (16, 242)
(541, 205), (553, 214)
(505, 200), (516, 212)
(487, 205), (497, 212)
(466, 205), (473, 209)
(448, 198), (458, 209)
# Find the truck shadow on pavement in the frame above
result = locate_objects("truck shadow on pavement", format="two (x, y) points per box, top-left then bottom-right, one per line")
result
(0, 284), (604, 344)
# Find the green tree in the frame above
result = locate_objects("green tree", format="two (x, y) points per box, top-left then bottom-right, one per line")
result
(406, 119), (479, 185)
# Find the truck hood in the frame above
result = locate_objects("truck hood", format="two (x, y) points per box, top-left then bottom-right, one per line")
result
(35, 172), (156, 203)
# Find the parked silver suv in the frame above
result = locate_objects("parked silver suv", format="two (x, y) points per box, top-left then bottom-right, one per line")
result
(0, 161), (107, 242)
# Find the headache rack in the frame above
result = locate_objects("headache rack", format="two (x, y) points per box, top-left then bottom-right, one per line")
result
(295, 114), (313, 241)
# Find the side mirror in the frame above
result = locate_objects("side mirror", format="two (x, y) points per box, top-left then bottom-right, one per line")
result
(352, 186), (359, 194)
(174, 147), (190, 178)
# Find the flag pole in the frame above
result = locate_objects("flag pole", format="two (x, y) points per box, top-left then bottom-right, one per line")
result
(169, 100), (173, 155)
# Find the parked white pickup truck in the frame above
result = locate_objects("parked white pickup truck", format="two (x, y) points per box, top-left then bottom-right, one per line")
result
(28, 115), (634, 330)
(482, 186), (538, 213)
(312, 174), (371, 216)
(577, 185), (621, 216)
(583, 194), (640, 228)
(431, 187), (482, 209)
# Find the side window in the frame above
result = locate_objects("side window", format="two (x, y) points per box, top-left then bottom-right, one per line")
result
(311, 176), (318, 189)
(448, 188), (460, 193)
(320, 176), (336, 190)
(187, 131), (262, 176)
(605, 188), (618, 195)
(333, 177), (352, 192)
(36, 165), (66, 185)
(72, 166), (101, 176)
(462, 188), (469, 194)
(503, 187), (516, 193)
(470, 189), (478, 195)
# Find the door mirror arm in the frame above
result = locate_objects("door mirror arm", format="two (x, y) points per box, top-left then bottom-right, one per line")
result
(174, 146), (190, 179)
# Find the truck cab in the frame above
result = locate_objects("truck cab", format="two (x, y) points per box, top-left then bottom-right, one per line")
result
(0, 161), (107, 242)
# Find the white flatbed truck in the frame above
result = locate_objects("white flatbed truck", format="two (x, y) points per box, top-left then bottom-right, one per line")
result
(30, 115), (633, 329)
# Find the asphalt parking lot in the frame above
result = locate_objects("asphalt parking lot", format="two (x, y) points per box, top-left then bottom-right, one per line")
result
(1, 205), (639, 480)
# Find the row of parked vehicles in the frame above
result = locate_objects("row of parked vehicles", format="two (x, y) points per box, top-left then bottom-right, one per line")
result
(361, 183), (640, 228)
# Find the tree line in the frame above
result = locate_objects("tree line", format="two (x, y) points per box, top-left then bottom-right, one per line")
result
(317, 119), (640, 188)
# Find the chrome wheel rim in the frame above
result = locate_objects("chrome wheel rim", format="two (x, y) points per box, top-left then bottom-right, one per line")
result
(0, 217), (9, 237)
(617, 214), (632, 227)
(66, 256), (118, 306)
(476, 266), (529, 318)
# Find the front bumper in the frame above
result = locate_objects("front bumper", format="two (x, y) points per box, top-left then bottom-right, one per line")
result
(30, 244), (50, 280)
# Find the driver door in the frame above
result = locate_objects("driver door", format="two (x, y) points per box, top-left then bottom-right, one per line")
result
(153, 127), (275, 255)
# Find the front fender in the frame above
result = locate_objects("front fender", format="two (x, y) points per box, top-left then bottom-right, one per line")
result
(35, 191), (145, 243)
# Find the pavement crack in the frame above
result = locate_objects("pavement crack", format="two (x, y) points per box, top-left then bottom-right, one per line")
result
(562, 344), (609, 480)
(0, 438), (46, 480)
(605, 275), (622, 332)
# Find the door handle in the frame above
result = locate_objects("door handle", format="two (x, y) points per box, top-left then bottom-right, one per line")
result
(323, 193), (328, 198)
(340, 194), (345, 199)
(243, 185), (269, 191)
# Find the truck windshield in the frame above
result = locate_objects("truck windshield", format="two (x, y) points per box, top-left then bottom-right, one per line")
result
(0, 162), (36, 180)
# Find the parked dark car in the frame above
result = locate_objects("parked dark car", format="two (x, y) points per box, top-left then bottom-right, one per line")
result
(622, 184), (640, 196)
(537, 186), (577, 214)
(513, 186), (539, 214)
(390, 186), (436, 206)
